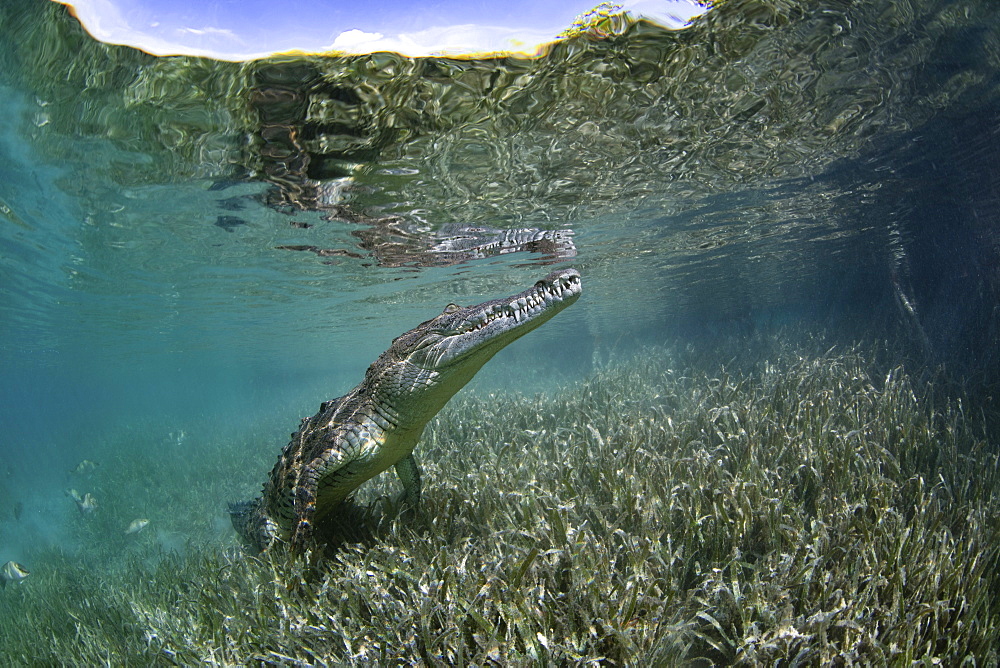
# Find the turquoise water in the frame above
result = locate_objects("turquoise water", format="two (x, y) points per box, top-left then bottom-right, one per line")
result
(0, 0), (999, 660)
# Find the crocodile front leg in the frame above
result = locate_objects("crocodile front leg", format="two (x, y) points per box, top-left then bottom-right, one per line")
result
(394, 453), (422, 508)
(289, 442), (349, 550)
(291, 471), (318, 549)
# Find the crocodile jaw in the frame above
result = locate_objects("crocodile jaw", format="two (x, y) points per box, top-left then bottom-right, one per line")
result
(413, 267), (580, 368)
(369, 268), (582, 424)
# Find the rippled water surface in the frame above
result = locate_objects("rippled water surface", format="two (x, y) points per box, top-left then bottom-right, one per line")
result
(0, 0), (999, 659)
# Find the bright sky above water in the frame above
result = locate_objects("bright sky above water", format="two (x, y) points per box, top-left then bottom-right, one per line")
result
(54, 0), (707, 59)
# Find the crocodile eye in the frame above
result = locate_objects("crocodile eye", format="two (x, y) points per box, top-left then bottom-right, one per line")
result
(443, 303), (461, 314)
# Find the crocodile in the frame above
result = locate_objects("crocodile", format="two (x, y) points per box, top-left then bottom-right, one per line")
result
(230, 268), (582, 552)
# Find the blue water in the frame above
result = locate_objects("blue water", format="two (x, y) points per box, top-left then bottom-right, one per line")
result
(0, 0), (998, 572)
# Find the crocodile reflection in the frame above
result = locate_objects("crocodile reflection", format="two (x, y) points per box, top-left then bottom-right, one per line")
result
(277, 217), (575, 268)
(242, 59), (576, 268)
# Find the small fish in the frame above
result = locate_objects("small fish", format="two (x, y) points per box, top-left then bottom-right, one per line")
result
(66, 489), (97, 514)
(208, 179), (244, 192)
(214, 215), (246, 232)
(216, 195), (247, 211)
(125, 519), (149, 535)
(1, 561), (28, 588)
(69, 460), (99, 474)
(77, 493), (98, 514)
(13, 501), (23, 522)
